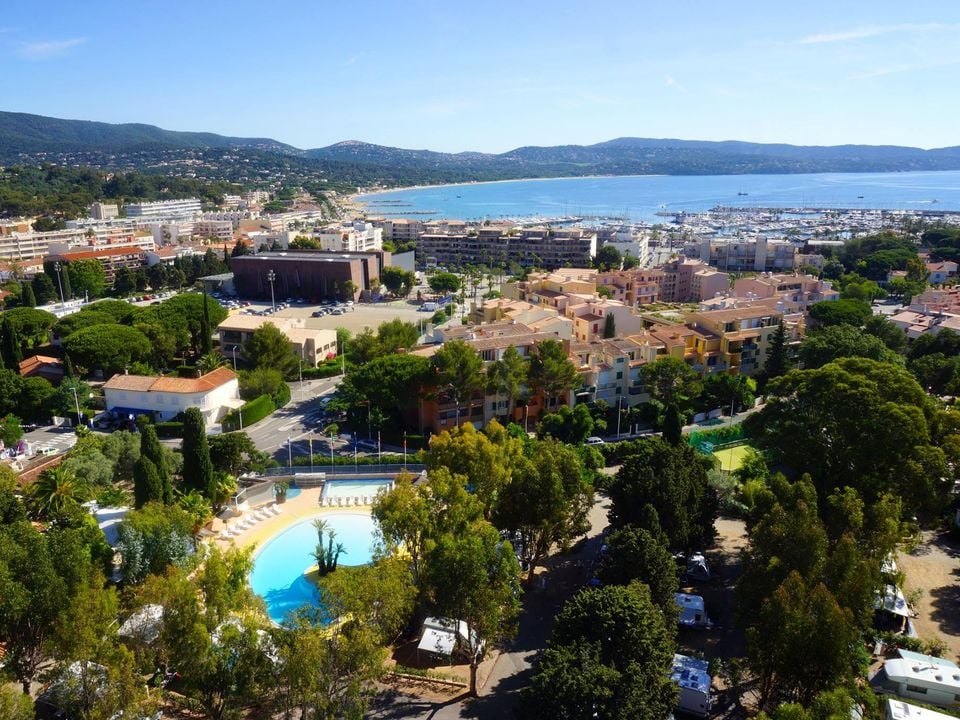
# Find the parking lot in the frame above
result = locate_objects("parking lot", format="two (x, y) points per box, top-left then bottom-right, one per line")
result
(224, 297), (434, 335)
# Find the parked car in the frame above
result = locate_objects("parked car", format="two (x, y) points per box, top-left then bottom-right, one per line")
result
(586, 437), (605, 446)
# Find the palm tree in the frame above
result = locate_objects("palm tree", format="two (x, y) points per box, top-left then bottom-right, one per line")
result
(28, 465), (87, 519)
(197, 351), (227, 375)
(177, 490), (213, 535)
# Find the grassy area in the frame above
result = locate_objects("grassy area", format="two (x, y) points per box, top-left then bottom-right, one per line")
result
(712, 444), (754, 472)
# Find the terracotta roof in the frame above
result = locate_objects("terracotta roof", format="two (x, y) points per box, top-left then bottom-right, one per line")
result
(48, 246), (145, 261)
(103, 367), (237, 394)
(18, 355), (63, 376)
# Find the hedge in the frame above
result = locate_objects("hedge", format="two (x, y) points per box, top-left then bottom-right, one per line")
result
(291, 451), (425, 467)
(156, 421), (184, 438)
(301, 359), (349, 379)
(688, 424), (747, 449)
(272, 381), (291, 408)
(222, 394), (275, 432)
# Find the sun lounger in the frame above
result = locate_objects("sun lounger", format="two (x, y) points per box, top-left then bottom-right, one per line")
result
(354, 496), (361, 506)
(271, 504), (282, 515)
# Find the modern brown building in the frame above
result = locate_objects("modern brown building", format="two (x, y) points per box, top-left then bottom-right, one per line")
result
(230, 250), (390, 301)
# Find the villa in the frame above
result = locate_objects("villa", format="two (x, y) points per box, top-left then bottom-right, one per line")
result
(102, 367), (241, 427)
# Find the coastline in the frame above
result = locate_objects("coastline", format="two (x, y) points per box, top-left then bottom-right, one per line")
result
(350, 173), (666, 206)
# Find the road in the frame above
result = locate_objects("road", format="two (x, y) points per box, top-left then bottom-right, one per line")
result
(367, 495), (612, 719)
(242, 377), (344, 463)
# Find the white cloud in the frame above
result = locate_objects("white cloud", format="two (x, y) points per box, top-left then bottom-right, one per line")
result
(16, 37), (87, 60)
(848, 57), (960, 80)
(664, 75), (688, 93)
(797, 23), (960, 45)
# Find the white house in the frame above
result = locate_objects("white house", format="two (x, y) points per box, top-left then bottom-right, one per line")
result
(871, 653), (960, 710)
(671, 654), (713, 718)
(103, 367), (241, 427)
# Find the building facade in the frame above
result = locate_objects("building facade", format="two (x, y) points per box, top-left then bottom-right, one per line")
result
(103, 367), (241, 427)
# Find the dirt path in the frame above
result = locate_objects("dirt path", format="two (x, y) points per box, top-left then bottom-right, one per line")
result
(898, 530), (960, 660)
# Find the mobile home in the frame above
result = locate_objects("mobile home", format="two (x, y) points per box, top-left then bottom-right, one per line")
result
(675, 592), (711, 628)
(871, 655), (960, 710)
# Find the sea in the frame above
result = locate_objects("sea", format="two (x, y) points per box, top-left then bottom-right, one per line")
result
(357, 170), (960, 223)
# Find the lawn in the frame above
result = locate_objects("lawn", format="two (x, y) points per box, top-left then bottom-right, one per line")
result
(712, 444), (754, 472)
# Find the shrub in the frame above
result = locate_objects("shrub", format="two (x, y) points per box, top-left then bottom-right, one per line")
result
(272, 380), (291, 407)
(222, 394), (275, 432)
(155, 421), (184, 438)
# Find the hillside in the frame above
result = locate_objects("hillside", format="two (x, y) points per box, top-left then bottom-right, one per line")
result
(0, 111), (295, 155)
(3, 111), (960, 184)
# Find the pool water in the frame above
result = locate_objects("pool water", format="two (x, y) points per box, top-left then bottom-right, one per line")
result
(250, 512), (378, 624)
(322, 478), (393, 499)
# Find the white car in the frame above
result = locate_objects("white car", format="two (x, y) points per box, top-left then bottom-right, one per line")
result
(585, 437), (605, 446)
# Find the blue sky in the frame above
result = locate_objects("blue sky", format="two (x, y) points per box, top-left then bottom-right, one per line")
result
(1, 0), (958, 152)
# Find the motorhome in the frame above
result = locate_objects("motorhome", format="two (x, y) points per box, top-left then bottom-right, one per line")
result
(871, 653), (960, 710)
(671, 654), (713, 718)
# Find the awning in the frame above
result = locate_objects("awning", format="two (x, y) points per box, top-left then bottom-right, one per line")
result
(417, 626), (456, 656)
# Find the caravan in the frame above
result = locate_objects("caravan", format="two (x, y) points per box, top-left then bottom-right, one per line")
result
(675, 593), (712, 629)
(671, 654), (713, 718)
(870, 652), (960, 710)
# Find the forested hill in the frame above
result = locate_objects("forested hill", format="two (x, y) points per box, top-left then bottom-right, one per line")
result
(0, 111), (295, 155)
(3, 110), (960, 182)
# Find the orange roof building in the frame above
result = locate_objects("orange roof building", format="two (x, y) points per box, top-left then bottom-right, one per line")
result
(102, 368), (241, 427)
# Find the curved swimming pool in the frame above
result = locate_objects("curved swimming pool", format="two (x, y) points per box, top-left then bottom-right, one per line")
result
(250, 512), (378, 624)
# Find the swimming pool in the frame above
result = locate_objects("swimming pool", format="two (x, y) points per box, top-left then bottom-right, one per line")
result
(322, 478), (393, 500)
(250, 511), (378, 624)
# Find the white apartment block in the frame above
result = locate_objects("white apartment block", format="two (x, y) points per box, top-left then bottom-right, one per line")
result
(243, 190), (271, 204)
(373, 218), (425, 242)
(124, 198), (202, 218)
(221, 194), (243, 209)
(597, 226), (650, 267)
(315, 221), (383, 252)
(0, 227), (154, 266)
(201, 210), (259, 230)
(697, 236), (798, 272)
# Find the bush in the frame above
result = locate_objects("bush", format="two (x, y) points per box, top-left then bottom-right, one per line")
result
(272, 380), (291, 407)
(222, 394), (275, 432)
(291, 451), (423, 467)
(688, 424), (746, 448)
(301, 359), (348, 379)
(155, 421), (184, 438)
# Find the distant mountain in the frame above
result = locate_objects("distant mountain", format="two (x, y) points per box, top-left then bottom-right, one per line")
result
(3, 110), (960, 183)
(0, 111), (296, 156)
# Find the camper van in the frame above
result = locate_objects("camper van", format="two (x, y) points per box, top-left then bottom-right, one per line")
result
(421, 301), (438, 312)
(671, 654), (713, 718)
(871, 652), (960, 710)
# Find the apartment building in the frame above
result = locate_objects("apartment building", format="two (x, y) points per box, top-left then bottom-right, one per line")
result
(730, 273), (839, 310)
(46, 245), (148, 282)
(243, 190), (271, 204)
(1, 228), (154, 266)
(417, 227), (597, 269)
(90, 202), (119, 220)
(698, 236), (799, 272)
(201, 210), (259, 230)
(597, 270), (660, 306)
(596, 225), (650, 266)
(503, 269), (598, 312)
(565, 299), (644, 343)
(315, 221), (383, 252)
(194, 219), (235, 242)
(124, 198), (202, 218)
(626, 258), (729, 303)
(217, 316), (338, 367)
(685, 305), (803, 376)
(372, 218), (425, 242)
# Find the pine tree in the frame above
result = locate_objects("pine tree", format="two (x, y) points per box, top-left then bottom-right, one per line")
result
(1, 316), (22, 370)
(663, 404), (683, 446)
(764, 319), (790, 379)
(138, 422), (171, 504)
(603, 313), (616, 339)
(133, 456), (163, 508)
(181, 407), (215, 499)
(21, 281), (36, 308)
(200, 289), (212, 355)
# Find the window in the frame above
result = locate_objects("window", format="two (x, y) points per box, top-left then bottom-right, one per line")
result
(906, 685), (927, 695)
(616, 371), (623, 379)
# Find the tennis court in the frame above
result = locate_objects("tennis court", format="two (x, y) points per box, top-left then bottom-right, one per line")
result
(712, 444), (754, 472)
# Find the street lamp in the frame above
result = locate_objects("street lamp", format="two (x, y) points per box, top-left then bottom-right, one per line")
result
(286, 436), (293, 470)
(230, 345), (239, 371)
(53, 261), (66, 306)
(267, 269), (276, 311)
(68, 385), (91, 428)
(616, 395), (623, 439)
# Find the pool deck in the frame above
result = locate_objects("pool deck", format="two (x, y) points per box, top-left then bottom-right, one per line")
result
(216, 486), (375, 552)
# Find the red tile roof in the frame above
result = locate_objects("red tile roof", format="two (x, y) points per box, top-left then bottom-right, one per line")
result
(103, 367), (238, 394)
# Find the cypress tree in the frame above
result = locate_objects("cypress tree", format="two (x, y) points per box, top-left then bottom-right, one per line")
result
(764, 319), (790, 380)
(58, 263), (73, 301)
(181, 407), (214, 498)
(1, 316), (22, 370)
(138, 422), (171, 504)
(63, 353), (76, 379)
(133, 456), (163, 508)
(663, 404), (683, 446)
(200, 289), (212, 355)
(21, 281), (36, 308)
(603, 313), (616, 339)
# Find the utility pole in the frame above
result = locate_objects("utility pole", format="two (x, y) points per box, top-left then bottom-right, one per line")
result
(267, 269), (276, 311)
(54, 261), (65, 306)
